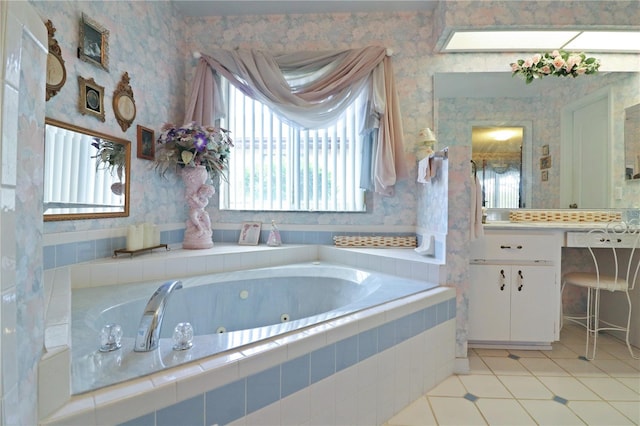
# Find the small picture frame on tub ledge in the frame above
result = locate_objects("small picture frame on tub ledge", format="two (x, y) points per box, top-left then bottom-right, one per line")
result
(238, 221), (261, 245)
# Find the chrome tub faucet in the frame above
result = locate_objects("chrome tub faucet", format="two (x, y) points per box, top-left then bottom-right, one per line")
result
(134, 280), (183, 352)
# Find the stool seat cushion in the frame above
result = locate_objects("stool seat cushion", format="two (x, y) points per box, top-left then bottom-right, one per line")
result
(563, 272), (628, 291)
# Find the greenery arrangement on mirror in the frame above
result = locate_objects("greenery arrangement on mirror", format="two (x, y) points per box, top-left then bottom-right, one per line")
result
(510, 50), (600, 84)
(91, 138), (126, 175)
(155, 122), (233, 182)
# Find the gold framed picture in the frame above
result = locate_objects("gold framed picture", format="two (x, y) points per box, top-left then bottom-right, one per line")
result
(541, 144), (549, 156)
(541, 170), (549, 182)
(238, 221), (261, 245)
(540, 155), (552, 170)
(137, 125), (155, 160)
(79, 13), (109, 71)
(78, 76), (105, 121)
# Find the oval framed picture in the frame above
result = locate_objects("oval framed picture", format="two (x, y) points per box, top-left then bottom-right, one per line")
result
(113, 72), (136, 132)
(45, 20), (66, 101)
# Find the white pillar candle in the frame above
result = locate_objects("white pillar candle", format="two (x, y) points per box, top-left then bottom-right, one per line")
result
(134, 224), (144, 250)
(126, 225), (138, 251)
(153, 225), (161, 246)
(143, 223), (155, 248)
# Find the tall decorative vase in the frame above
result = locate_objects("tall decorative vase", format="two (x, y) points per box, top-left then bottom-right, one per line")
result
(181, 165), (215, 249)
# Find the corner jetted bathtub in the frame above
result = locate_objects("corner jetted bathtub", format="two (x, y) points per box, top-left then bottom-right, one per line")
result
(71, 262), (439, 394)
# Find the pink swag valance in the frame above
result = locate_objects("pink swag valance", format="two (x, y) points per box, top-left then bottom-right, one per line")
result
(185, 46), (408, 196)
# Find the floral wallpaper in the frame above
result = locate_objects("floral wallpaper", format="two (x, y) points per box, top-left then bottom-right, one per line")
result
(30, 0), (187, 233)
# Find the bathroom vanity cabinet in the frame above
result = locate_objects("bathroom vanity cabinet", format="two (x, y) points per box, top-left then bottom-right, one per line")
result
(469, 230), (563, 348)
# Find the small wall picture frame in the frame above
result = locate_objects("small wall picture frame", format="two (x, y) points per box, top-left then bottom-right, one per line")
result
(541, 170), (549, 182)
(238, 221), (261, 245)
(78, 76), (105, 121)
(79, 13), (109, 71)
(541, 144), (549, 156)
(540, 155), (552, 170)
(137, 125), (155, 160)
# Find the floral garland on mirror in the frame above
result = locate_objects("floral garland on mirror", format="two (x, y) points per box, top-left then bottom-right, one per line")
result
(510, 50), (600, 84)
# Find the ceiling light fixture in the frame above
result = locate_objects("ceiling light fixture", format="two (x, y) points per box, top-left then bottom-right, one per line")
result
(443, 30), (640, 53)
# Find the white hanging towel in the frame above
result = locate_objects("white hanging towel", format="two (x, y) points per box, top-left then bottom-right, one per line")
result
(417, 155), (441, 184)
(470, 175), (484, 240)
(417, 157), (430, 183)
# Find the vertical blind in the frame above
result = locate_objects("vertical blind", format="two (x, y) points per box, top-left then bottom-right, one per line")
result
(44, 125), (124, 211)
(220, 83), (366, 212)
(480, 167), (521, 208)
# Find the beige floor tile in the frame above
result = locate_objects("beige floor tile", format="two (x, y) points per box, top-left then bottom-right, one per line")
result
(497, 375), (553, 399)
(475, 398), (536, 425)
(426, 375), (466, 397)
(468, 354), (493, 375)
(568, 400), (635, 425)
(388, 308), (638, 426)
(610, 401), (640, 424)
(508, 349), (547, 358)
(559, 330), (589, 346)
(385, 396), (436, 426)
(620, 356), (640, 371)
(482, 356), (531, 376)
(591, 358), (640, 377)
(519, 400), (586, 425)
(458, 375), (511, 398)
(544, 343), (581, 359)
(537, 376), (601, 400)
(428, 396), (486, 426)
(587, 345), (628, 360)
(472, 348), (510, 357)
(616, 376), (640, 393)
(578, 377), (640, 401)
(602, 341), (640, 359)
(553, 358), (608, 377)
(519, 357), (570, 376)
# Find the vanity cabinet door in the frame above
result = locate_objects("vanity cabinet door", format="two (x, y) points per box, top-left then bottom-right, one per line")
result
(510, 265), (556, 343)
(469, 264), (557, 343)
(468, 264), (511, 341)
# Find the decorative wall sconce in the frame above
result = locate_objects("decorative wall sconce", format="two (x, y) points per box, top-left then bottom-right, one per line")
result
(417, 127), (437, 153)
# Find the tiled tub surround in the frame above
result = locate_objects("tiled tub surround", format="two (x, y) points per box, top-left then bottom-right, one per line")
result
(42, 224), (427, 270)
(72, 262), (439, 394)
(40, 245), (453, 425)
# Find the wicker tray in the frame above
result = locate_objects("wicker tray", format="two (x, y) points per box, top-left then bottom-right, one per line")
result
(509, 210), (622, 223)
(333, 235), (417, 248)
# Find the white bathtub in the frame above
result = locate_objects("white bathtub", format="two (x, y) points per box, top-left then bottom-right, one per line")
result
(71, 262), (439, 394)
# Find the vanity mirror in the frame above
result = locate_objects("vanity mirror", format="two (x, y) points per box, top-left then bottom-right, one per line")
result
(625, 103), (640, 180)
(44, 118), (131, 221)
(435, 71), (639, 209)
(472, 124), (530, 208)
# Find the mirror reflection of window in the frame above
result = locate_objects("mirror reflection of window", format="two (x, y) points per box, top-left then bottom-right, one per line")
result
(624, 103), (640, 180)
(472, 126), (524, 208)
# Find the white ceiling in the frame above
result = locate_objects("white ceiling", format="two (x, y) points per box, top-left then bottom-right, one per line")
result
(172, 0), (439, 17)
